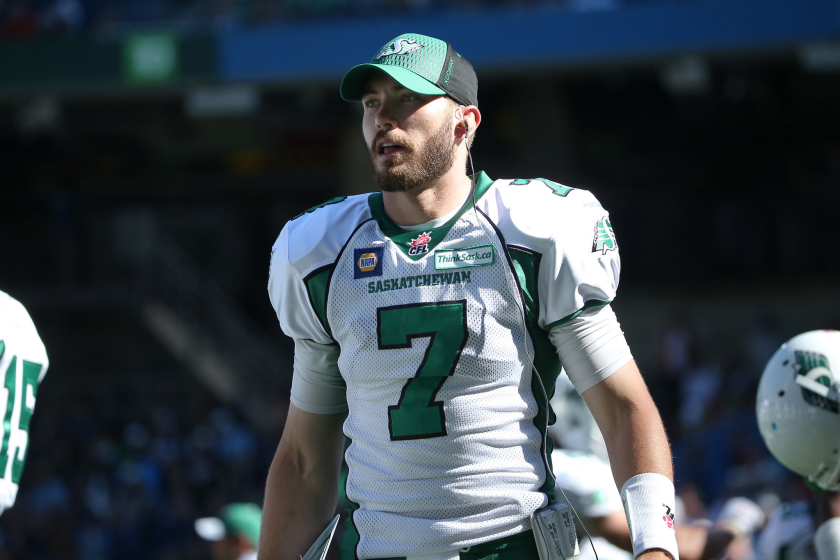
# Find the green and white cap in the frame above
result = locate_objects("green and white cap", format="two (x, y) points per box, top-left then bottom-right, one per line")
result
(341, 33), (478, 107)
(194, 503), (262, 548)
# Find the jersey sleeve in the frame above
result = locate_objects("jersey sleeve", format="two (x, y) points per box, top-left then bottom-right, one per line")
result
(549, 305), (632, 394)
(290, 339), (347, 414)
(539, 189), (620, 330)
(482, 180), (621, 331)
(267, 222), (346, 414)
(267, 224), (333, 344)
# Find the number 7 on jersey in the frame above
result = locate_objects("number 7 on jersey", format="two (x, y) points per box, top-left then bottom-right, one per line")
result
(377, 301), (468, 441)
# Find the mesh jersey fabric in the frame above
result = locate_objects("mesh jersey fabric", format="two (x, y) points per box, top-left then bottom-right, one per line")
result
(0, 291), (49, 515)
(330, 209), (544, 558)
(550, 450), (631, 560)
(267, 174), (622, 559)
(290, 303), (633, 415)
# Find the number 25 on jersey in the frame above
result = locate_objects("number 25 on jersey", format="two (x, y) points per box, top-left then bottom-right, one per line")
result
(0, 341), (40, 484)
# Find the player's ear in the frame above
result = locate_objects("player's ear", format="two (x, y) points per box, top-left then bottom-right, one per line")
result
(457, 106), (480, 133)
(453, 105), (480, 140)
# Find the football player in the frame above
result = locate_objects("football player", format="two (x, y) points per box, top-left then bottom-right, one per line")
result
(550, 376), (765, 560)
(261, 33), (678, 560)
(195, 503), (262, 560)
(756, 329), (840, 560)
(0, 290), (48, 516)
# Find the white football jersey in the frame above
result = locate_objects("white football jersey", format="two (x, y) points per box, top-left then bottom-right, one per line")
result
(552, 449), (631, 560)
(269, 172), (620, 559)
(0, 291), (48, 515)
(756, 501), (816, 560)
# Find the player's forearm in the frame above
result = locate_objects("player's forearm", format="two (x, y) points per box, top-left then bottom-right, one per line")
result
(583, 363), (676, 559)
(257, 443), (340, 560)
(606, 401), (672, 488)
(588, 363), (673, 487)
(257, 407), (346, 560)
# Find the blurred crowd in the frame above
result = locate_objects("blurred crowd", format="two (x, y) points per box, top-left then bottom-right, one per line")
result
(0, 386), (280, 560)
(1, 0), (653, 39)
(654, 313), (812, 516)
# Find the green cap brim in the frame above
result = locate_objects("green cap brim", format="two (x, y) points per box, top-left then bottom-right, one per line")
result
(340, 63), (446, 102)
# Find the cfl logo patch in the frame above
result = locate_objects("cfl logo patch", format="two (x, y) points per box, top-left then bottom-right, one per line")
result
(354, 247), (384, 279)
(408, 231), (432, 256)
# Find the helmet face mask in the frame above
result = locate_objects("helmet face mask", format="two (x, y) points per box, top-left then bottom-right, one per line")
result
(756, 330), (840, 491)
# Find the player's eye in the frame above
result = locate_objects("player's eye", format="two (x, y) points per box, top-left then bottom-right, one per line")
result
(402, 94), (417, 102)
(362, 98), (379, 109)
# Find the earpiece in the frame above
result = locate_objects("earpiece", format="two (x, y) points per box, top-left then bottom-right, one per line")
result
(458, 105), (470, 137)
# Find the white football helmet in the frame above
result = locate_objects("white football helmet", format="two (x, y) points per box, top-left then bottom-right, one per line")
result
(756, 329), (840, 491)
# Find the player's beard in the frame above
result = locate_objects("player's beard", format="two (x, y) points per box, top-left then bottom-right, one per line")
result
(369, 118), (456, 193)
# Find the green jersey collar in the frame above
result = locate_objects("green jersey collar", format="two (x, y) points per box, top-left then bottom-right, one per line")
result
(368, 171), (495, 261)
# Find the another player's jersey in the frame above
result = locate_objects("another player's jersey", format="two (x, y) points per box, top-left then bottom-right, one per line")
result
(552, 449), (631, 560)
(269, 172), (620, 559)
(0, 291), (48, 515)
(756, 501), (816, 560)
(550, 375), (609, 461)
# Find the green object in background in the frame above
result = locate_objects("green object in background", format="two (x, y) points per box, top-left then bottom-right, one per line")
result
(124, 33), (178, 83)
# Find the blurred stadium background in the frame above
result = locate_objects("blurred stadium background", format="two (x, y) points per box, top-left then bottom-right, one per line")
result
(1, 0), (840, 557)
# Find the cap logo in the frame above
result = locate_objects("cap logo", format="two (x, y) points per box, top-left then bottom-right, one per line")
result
(376, 38), (424, 60)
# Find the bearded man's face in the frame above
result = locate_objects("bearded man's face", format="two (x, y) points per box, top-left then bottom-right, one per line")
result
(368, 115), (456, 192)
(361, 74), (457, 193)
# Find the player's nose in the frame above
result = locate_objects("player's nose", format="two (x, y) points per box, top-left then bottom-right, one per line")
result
(374, 101), (398, 130)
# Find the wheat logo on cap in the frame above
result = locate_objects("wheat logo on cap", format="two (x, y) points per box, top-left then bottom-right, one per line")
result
(376, 38), (424, 60)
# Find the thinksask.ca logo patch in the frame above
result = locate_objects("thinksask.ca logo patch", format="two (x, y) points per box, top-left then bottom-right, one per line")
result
(434, 245), (494, 270)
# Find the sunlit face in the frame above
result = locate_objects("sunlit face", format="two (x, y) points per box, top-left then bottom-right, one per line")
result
(361, 73), (458, 192)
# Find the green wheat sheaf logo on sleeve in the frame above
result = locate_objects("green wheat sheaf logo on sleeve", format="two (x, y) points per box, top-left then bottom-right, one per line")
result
(592, 217), (617, 255)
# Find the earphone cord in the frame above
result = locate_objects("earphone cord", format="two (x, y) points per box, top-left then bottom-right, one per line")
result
(463, 125), (599, 560)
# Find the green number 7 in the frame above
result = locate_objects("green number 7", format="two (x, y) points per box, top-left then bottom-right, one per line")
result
(377, 301), (468, 441)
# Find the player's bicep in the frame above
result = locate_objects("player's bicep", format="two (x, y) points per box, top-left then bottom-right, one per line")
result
(548, 305), (633, 394)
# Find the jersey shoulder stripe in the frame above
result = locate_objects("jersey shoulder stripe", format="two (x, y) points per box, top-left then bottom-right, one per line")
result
(479, 178), (619, 331)
(481, 178), (606, 254)
(269, 195), (372, 343)
(279, 193), (373, 279)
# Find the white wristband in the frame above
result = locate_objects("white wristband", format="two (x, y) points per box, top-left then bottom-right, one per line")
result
(620, 473), (679, 559)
